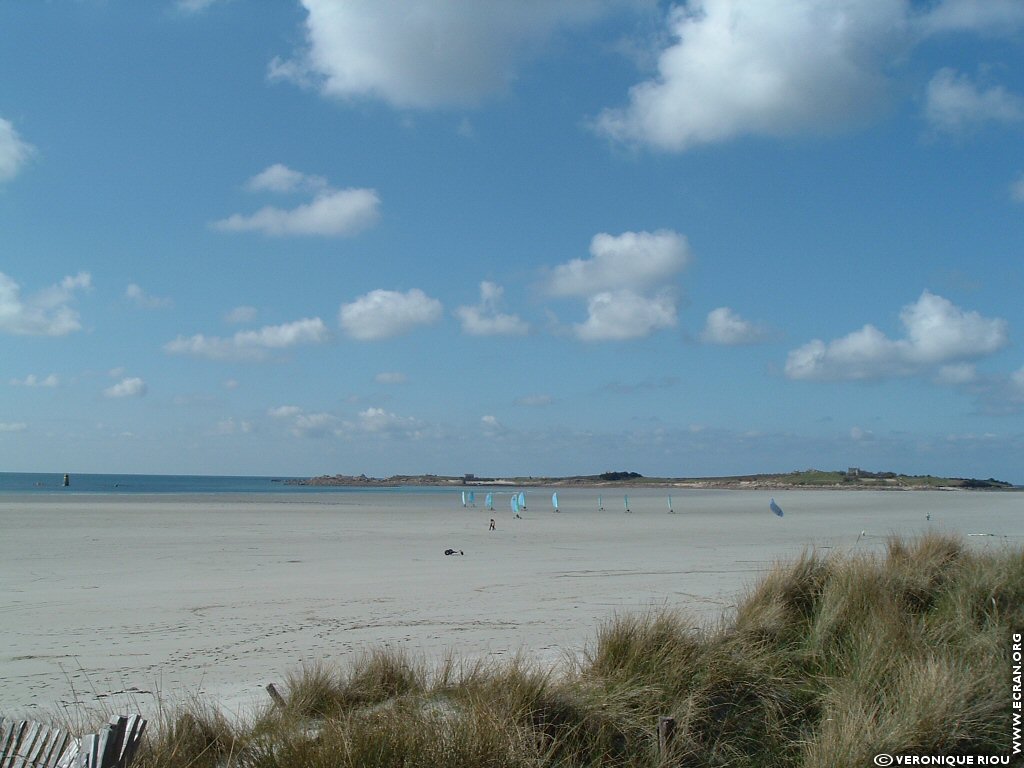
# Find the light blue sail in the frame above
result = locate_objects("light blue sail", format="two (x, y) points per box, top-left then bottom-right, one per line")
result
(598, 494), (603, 510)
(770, 498), (784, 517)
(486, 492), (493, 510)
(518, 491), (526, 510)
(624, 495), (630, 512)
(667, 495), (674, 513)
(511, 494), (520, 515)
(461, 491), (466, 507)
(468, 491), (475, 506)
(552, 492), (559, 511)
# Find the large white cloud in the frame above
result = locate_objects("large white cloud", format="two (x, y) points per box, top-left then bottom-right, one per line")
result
(548, 230), (690, 296)
(165, 317), (329, 361)
(924, 68), (1024, 134)
(455, 281), (529, 336)
(596, 0), (905, 151)
(214, 165), (379, 237)
(700, 306), (768, 345)
(339, 288), (443, 340)
(785, 291), (1008, 381)
(573, 289), (676, 341)
(0, 271), (91, 336)
(271, 0), (636, 108)
(0, 117), (33, 183)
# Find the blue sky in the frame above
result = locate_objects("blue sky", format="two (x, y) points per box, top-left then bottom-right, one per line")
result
(2, 0), (1024, 482)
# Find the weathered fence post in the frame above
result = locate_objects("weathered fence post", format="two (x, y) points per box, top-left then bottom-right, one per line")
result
(265, 683), (287, 709)
(657, 716), (676, 761)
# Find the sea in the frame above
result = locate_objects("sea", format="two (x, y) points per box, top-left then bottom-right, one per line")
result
(0, 472), (430, 495)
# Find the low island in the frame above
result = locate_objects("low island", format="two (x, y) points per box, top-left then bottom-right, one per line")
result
(289, 467), (1015, 490)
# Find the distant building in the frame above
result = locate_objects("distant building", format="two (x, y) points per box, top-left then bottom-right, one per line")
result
(848, 467), (861, 478)
(463, 473), (475, 484)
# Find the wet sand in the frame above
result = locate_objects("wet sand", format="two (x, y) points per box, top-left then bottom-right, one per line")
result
(1, 488), (1019, 719)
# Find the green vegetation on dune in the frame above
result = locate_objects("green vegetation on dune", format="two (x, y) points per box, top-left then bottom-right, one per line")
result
(121, 533), (1020, 767)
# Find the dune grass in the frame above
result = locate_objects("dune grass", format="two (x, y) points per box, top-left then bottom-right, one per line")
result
(112, 532), (1022, 767)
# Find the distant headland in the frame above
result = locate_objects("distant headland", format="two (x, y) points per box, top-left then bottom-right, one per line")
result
(289, 468), (1015, 490)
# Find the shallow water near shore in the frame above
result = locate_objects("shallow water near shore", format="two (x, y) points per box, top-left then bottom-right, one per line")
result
(1, 487), (1020, 720)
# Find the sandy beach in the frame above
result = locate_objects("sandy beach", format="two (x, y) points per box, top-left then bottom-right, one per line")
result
(1, 488), (1020, 720)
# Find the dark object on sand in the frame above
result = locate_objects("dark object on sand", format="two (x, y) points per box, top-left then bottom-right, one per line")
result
(444, 549), (464, 556)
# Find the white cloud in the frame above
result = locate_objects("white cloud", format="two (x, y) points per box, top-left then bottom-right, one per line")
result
(282, 403), (427, 440)
(225, 305), (258, 324)
(0, 117), (34, 182)
(596, 0), (903, 151)
(354, 406), (423, 436)
(126, 283), (173, 309)
(165, 317), (329, 361)
(339, 288), (443, 340)
(924, 68), (1024, 134)
(271, 0), (633, 108)
(175, 0), (224, 14)
(0, 271), (91, 336)
(375, 371), (407, 384)
(548, 230), (690, 296)
(269, 405), (302, 418)
(700, 307), (768, 345)
(481, 414), (503, 432)
(245, 163), (327, 194)
(455, 281), (529, 336)
(212, 417), (253, 435)
(574, 289), (677, 341)
(291, 411), (340, 438)
(785, 291), (1008, 381)
(1011, 174), (1024, 203)
(1011, 367), (1024, 401)
(0, 422), (27, 433)
(10, 373), (59, 388)
(849, 426), (874, 441)
(214, 187), (380, 237)
(935, 363), (978, 386)
(104, 377), (147, 398)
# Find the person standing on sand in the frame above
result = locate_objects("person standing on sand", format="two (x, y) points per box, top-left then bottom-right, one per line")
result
(489, 518), (495, 531)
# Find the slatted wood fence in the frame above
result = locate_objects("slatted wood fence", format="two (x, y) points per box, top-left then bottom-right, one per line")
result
(0, 715), (145, 768)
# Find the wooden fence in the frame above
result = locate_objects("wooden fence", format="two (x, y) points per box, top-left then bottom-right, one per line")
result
(0, 715), (145, 768)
